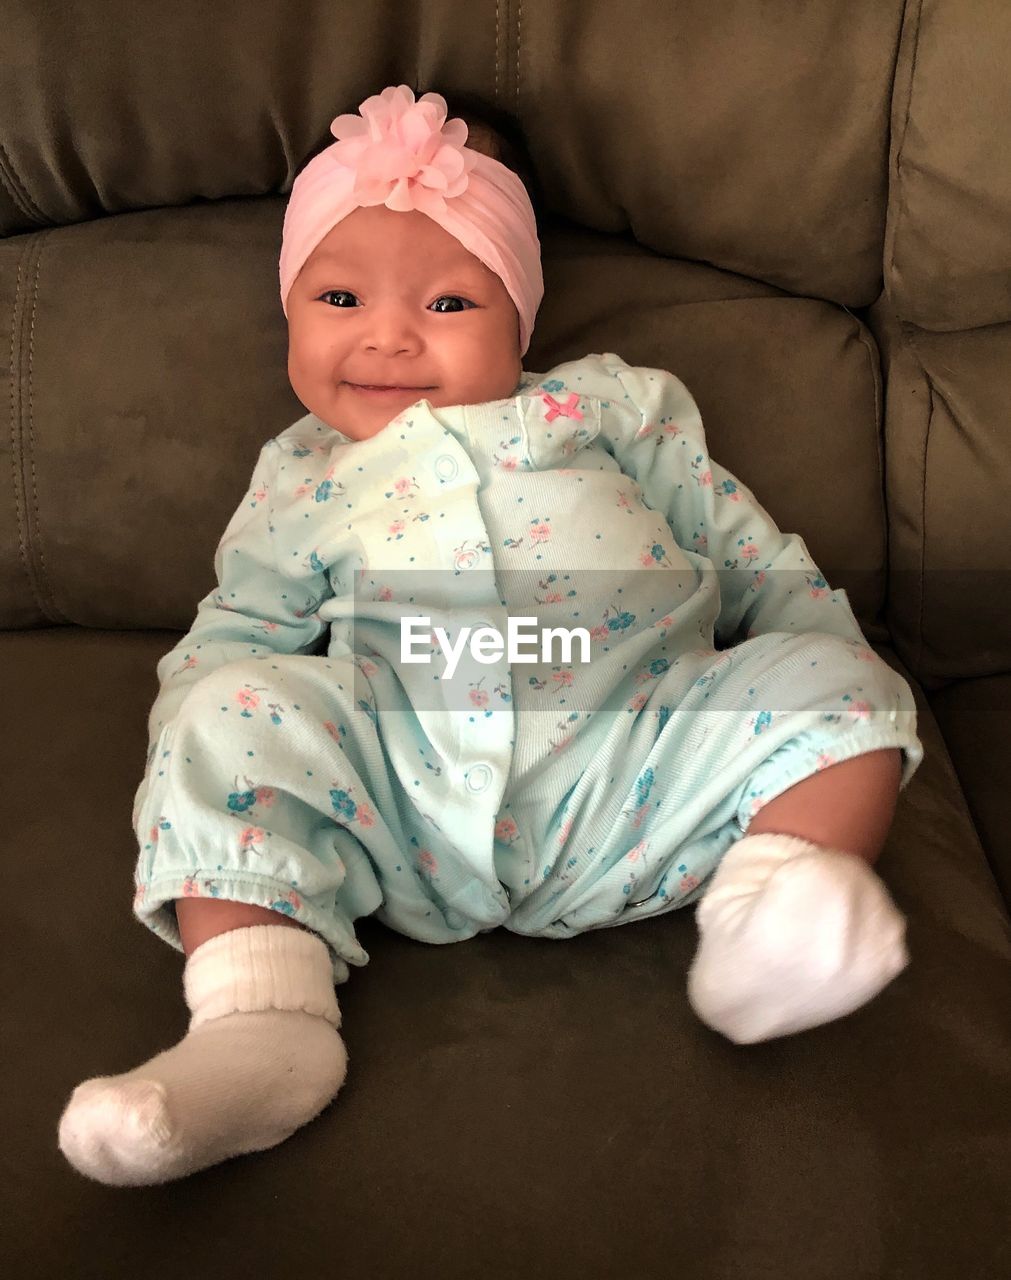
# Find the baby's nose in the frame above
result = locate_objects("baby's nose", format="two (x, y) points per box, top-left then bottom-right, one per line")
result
(364, 322), (422, 355)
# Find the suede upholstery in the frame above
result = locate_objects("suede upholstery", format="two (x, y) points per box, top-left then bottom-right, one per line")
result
(3, 2), (1009, 1276)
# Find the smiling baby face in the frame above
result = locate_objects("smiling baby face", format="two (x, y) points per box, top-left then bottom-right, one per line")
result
(286, 204), (523, 440)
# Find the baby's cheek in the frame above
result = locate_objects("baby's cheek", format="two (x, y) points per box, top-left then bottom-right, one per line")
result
(484, 350), (523, 401)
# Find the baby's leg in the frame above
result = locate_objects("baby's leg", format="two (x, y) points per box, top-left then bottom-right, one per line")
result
(741, 747), (902, 863)
(686, 633), (921, 1044)
(57, 910), (347, 1187)
(175, 895), (309, 954)
(58, 654), (395, 1186)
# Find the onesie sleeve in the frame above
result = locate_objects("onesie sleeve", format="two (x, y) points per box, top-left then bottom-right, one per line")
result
(598, 359), (870, 650)
(143, 437), (335, 757)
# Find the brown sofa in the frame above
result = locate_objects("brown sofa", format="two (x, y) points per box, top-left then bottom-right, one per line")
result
(4, 1), (1009, 1276)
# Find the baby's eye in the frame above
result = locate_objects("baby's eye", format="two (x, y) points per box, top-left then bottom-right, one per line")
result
(319, 290), (358, 307)
(430, 296), (475, 313)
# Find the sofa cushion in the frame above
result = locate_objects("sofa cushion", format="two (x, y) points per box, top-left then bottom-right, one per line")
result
(867, 297), (1011, 684)
(7, 626), (1010, 1277)
(516, 0), (903, 305)
(3, 0), (906, 308)
(886, 0), (1011, 330)
(1, 216), (892, 640)
(929, 675), (1011, 907)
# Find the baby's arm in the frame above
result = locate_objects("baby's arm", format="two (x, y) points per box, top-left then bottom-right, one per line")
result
(597, 359), (870, 649)
(142, 438), (336, 770)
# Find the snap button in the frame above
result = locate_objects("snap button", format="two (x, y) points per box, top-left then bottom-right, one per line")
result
(434, 454), (459, 481)
(465, 763), (493, 793)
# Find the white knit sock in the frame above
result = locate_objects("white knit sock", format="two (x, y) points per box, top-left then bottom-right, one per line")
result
(686, 832), (909, 1044)
(58, 924), (347, 1186)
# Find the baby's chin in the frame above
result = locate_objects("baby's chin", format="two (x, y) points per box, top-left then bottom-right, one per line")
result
(333, 390), (438, 440)
(304, 389), (421, 439)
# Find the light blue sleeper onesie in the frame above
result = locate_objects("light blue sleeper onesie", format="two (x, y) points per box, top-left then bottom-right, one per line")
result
(131, 352), (924, 983)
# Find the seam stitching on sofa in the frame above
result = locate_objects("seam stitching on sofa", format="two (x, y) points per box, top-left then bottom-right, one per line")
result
(7, 235), (54, 620)
(494, 0), (502, 104)
(7, 240), (31, 602)
(25, 232), (68, 624)
(516, 0), (523, 113)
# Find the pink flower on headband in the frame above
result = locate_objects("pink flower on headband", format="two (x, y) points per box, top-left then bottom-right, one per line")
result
(329, 84), (477, 215)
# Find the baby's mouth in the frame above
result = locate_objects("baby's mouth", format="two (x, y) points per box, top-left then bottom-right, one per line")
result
(344, 382), (435, 395)
(345, 378), (432, 389)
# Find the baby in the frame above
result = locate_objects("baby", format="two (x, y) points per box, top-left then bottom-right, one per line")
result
(58, 85), (925, 1187)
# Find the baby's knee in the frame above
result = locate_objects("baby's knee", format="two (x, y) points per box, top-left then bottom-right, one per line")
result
(174, 652), (364, 728)
(175, 656), (278, 719)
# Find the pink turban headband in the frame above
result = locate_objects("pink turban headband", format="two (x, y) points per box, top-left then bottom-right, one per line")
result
(279, 84), (543, 356)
